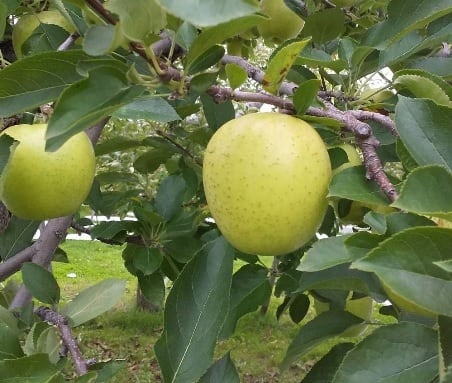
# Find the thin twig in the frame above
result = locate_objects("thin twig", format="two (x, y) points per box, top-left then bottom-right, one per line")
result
(155, 129), (203, 166)
(349, 109), (398, 137)
(35, 307), (89, 375)
(57, 32), (80, 51)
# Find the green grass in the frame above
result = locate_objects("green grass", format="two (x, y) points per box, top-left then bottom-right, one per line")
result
(10, 240), (391, 382)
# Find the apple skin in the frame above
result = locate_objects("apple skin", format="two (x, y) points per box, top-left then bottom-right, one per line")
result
(257, 0), (305, 44)
(331, 144), (361, 176)
(203, 113), (331, 256)
(383, 283), (436, 318)
(0, 124), (96, 220)
(12, 10), (74, 58)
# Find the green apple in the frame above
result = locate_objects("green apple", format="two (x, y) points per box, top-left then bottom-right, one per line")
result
(330, 143), (361, 175)
(226, 38), (244, 56)
(314, 294), (373, 337)
(12, 10), (74, 58)
(383, 283), (436, 318)
(0, 124), (96, 220)
(257, 0), (305, 44)
(202, 113), (331, 256)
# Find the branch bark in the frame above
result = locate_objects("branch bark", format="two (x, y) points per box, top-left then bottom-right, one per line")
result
(35, 306), (89, 375)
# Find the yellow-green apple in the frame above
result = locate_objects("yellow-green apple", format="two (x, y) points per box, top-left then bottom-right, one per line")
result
(202, 112), (331, 256)
(257, 0), (305, 44)
(0, 124), (95, 220)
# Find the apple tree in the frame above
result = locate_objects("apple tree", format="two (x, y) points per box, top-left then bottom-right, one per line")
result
(0, 0), (452, 381)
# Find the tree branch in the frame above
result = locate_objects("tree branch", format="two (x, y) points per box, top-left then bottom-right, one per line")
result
(206, 86), (398, 201)
(35, 306), (89, 375)
(0, 245), (36, 282)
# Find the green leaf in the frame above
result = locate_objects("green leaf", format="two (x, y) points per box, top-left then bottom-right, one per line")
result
(21, 24), (70, 57)
(441, 369), (452, 383)
(0, 306), (20, 334)
(190, 72), (219, 93)
(396, 138), (418, 172)
(138, 273), (165, 310)
(391, 165), (452, 221)
(328, 166), (392, 205)
(263, 38), (311, 95)
(300, 8), (345, 44)
(225, 63), (248, 90)
(87, 360), (126, 382)
(296, 263), (385, 298)
(21, 263), (60, 305)
(89, 221), (129, 240)
(36, 327), (60, 364)
(133, 148), (174, 173)
(61, 279), (126, 326)
(94, 137), (143, 156)
(296, 46), (347, 73)
(83, 25), (117, 56)
(298, 234), (355, 272)
(46, 66), (144, 151)
(158, 0), (259, 27)
(0, 134), (15, 174)
(394, 74), (451, 106)
(186, 14), (265, 69)
(379, 14), (452, 69)
(23, 322), (48, 356)
(0, 50), (92, 117)
(393, 68), (452, 100)
(124, 244), (163, 275)
(0, 353), (63, 382)
(187, 45), (225, 75)
(220, 264), (272, 338)
(333, 322), (438, 383)
(281, 311), (363, 371)
(0, 323), (24, 360)
(363, 0), (452, 50)
(113, 96), (181, 122)
(154, 236), (234, 383)
(155, 174), (187, 221)
(165, 236), (202, 263)
(199, 353), (240, 383)
(200, 94), (235, 131)
(162, 209), (200, 240)
(405, 56), (452, 79)
(352, 227), (452, 317)
(293, 79), (321, 115)
(105, 0), (166, 43)
(439, 316), (452, 380)
(289, 294), (310, 324)
(95, 171), (139, 185)
(381, 212), (436, 235)
(0, 217), (40, 261)
(302, 343), (354, 383)
(0, 3), (7, 40)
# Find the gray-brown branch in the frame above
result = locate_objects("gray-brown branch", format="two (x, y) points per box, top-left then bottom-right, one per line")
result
(35, 306), (89, 375)
(217, 55), (399, 202)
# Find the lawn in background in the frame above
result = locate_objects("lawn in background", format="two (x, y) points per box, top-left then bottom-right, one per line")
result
(7, 239), (392, 382)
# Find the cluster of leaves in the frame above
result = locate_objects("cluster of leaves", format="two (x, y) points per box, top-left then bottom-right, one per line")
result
(0, 0), (452, 382)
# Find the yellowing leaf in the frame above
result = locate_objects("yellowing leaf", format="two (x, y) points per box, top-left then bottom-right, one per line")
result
(263, 38), (311, 95)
